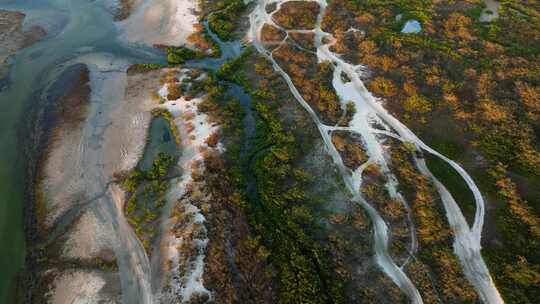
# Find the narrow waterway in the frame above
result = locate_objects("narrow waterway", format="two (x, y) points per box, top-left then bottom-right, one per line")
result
(146, 19), (254, 298)
(0, 0), (161, 301)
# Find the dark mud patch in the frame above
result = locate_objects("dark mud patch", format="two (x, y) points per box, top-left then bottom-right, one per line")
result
(27, 62), (91, 242)
(24, 63), (91, 303)
(43, 64), (91, 129)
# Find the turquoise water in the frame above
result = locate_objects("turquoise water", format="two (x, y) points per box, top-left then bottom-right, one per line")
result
(0, 0), (161, 300)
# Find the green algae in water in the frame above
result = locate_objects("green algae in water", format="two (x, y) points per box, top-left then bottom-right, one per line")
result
(138, 117), (179, 171)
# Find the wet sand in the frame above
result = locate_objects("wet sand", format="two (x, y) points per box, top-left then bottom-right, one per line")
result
(118, 0), (199, 47)
(32, 54), (167, 302)
(23, 0), (205, 300)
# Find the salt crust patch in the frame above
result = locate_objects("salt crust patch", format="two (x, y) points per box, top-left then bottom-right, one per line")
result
(48, 271), (112, 304)
(162, 196), (211, 303)
(61, 208), (116, 260)
(156, 69), (222, 303)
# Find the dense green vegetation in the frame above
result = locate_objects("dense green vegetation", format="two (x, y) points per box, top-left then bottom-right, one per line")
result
(196, 50), (347, 302)
(121, 152), (176, 250)
(207, 0), (246, 40)
(216, 47), (254, 88)
(320, 0), (540, 301)
(122, 152), (176, 193)
(138, 65), (278, 302)
(484, 163), (540, 303)
(243, 57), (347, 303)
(166, 47), (197, 65)
(196, 74), (247, 164)
(197, 89), (276, 301)
(272, 1), (320, 30)
(127, 63), (166, 75)
(165, 33), (221, 65)
(201, 27), (222, 56)
(271, 45), (344, 125)
(392, 142), (478, 303)
(117, 0), (539, 301)
(245, 100), (345, 304)
(424, 141), (476, 223)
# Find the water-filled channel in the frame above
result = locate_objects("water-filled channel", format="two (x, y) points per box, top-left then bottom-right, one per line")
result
(0, 0), (162, 300)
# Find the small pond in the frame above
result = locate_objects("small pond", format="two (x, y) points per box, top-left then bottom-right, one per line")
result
(401, 20), (422, 34)
(138, 117), (179, 171)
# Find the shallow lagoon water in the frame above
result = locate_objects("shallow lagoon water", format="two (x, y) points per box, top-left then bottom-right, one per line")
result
(0, 0), (162, 300)
(401, 20), (422, 34)
(139, 117), (179, 171)
(0, 0), (246, 300)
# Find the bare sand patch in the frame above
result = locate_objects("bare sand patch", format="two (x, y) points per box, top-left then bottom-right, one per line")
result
(60, 208), (118, 261)
(37, 54), (168, 303)
(48, 270), (121, 304)
(119, 0), (199, 47)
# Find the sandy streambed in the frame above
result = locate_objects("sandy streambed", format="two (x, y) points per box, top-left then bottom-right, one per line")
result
(33, 53), (168, 303)
(248, 0), (504, 302)
(26, 0), (210, 301)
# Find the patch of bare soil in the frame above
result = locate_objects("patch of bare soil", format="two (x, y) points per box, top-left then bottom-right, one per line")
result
(31, 57), (165, 303)
(29, 64), (123, 303)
